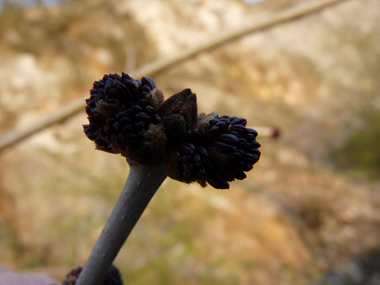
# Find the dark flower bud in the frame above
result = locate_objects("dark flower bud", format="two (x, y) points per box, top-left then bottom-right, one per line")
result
(158, 88), (198, 150)
(165, 137), (211, 187)
(203, 113), (260, 189)
(86, 73), (142, 119)
(165, 112), (261, 189)
(62, 264), (123, 285)
(83, 73), (166, 166)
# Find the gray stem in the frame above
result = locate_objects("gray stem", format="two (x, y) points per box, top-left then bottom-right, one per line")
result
(75, 162), (167, 285)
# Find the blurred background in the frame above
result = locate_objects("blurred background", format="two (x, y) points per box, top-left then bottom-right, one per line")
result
(0, 0), (379, 284)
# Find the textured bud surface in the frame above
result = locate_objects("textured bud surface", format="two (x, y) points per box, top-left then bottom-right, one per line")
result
(158, 88), (198, 151)
(83, 73), (166, 166)
(165, 112), (261, 189)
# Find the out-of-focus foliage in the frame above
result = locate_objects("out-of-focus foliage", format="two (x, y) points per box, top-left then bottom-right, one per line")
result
(330, 21), (380, 179)
(333, 108), (380, 179)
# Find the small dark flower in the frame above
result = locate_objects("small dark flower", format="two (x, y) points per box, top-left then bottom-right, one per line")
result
(83, 73), (166, 166)
(62, 265), (123, 285)
(158, 88), (198, 151)
(165, 137), (211, 186)
(165, 112), (261, 189)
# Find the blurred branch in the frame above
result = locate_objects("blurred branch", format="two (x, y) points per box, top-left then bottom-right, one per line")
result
(0, 0), (346, 153)
(135, 0), (347, 77)
(0, 98), (84, 153)
(254, 125), (280, 138)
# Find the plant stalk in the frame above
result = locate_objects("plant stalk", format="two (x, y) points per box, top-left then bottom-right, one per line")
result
(75, 162), (167, 285)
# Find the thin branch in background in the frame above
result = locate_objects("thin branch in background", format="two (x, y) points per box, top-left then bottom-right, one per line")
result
(134, 0), (347, 77)
(0, 98), (84, 153)
(255, 125), (280, 138)
(0, 0), (347, 153)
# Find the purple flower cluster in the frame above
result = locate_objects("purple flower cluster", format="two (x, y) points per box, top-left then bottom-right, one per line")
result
(165, 112), (260, 189)
(83, 73), (165, 166)
(84, 73), (260, 189)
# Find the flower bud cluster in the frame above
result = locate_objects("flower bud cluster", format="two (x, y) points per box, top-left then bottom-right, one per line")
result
(84, 73), (165, 166)
(165, 112), (260, 189)
(84, 73), (260, 189)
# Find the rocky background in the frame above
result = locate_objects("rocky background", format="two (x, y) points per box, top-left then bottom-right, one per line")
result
(0, 0), (379, 284)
